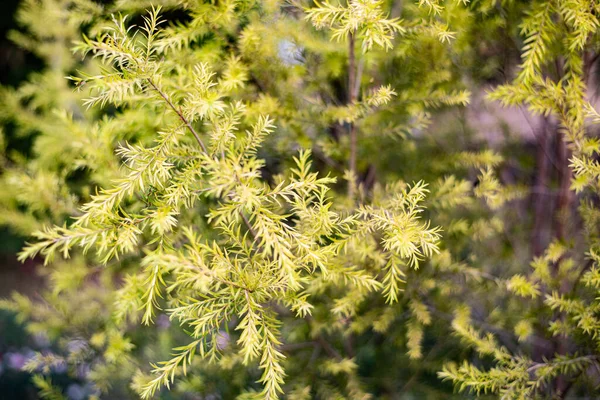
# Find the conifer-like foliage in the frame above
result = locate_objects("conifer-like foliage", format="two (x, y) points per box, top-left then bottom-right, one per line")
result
(10, 2), (448, 398)
(438, 0), (600, 397)
(3, 0), (600, 398)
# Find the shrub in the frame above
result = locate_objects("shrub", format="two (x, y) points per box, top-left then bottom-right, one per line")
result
(2, 0), (600, 399)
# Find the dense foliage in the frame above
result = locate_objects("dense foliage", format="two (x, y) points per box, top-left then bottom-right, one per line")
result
(2, 0), (600, 398)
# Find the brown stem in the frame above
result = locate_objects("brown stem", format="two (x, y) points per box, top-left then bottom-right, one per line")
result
(552, 126), (574, 397)
(554, 130), (573, 243)
(584, 51), (600, 84)
(531, 116), (553, 256)
(147, 78), (259, 241)
(316, 335), (343, 361)
(147, 78), (208, 153)
(239, 209), (259, 241)
(305, 315), (343, 361)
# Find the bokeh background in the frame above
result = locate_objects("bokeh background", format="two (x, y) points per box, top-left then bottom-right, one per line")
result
(1, 1), (63, 397)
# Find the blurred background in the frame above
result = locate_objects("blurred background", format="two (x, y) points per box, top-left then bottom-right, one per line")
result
(1, 1), (44, 398)
(1, 1), (60, 397)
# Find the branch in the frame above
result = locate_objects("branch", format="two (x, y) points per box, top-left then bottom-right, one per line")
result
(147, 78), (259, 241)
(348, 31), (358, 198)
(239, 210), (259, 241)
(147, 78), (208, 153)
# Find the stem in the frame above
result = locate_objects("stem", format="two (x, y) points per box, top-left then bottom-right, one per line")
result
(240, 208), (259, 241)
(531, 116), (552, 257)
(526, 355), (598, 373)
(317, 335), (343, 361)
(554, 130), (573, 243)
(305, 315), (342, 360)
(552, 126), (574, 398)
(148, 77), (259, 241)
(147, 78), (208, 153)
(348, 31), (358, 197)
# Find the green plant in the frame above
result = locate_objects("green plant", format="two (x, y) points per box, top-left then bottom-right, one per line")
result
(4, 0), (600, 399)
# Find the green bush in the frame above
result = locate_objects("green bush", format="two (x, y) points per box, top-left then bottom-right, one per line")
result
(2, 0), (600, 398)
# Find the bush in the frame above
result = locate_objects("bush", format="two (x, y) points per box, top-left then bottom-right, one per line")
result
(2, 0), (600, 398)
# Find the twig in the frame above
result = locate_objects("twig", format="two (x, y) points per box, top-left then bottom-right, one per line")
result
(348, 31), (358, 198)
(147, 78), (208, 153)
(239, 209), (259, 241)
(148, 77), (258, 240)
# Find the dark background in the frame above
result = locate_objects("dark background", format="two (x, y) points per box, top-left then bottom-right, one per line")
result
(0, 0), (40, 86)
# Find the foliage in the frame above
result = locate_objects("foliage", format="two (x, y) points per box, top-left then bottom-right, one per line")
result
(3, 0), (600, 399)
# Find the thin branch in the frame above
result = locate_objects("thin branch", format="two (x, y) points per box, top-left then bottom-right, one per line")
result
(147, 78), (259, 241)
(240, 210), (259, 241)
(147, 78), (208, 153)
(526, 355), (599, 373)
(316, 335), (343, 361)
(305, 315), (343, 361)
(348, 31), (358, 198)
